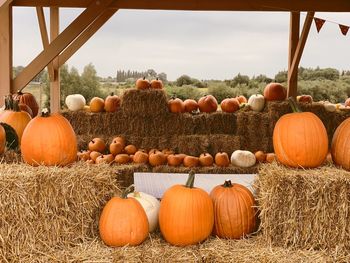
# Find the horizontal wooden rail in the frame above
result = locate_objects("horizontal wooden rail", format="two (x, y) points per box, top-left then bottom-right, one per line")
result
(12, 0), (350, 12)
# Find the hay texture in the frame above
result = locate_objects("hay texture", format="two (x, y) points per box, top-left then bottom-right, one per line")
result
(14, 235), (348, 263)
(256, 163), (350, 251)
(0, 162), (120, 260)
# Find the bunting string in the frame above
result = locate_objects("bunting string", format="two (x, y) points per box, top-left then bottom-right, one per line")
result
(311, 15), (349, 36)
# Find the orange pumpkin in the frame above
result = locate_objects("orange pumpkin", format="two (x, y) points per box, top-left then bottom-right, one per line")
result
(167, 154), (183, 166)
(104, 93), (120, 112)
(266, 153), (277, 163)
(13, 91), (39, 116)
(159, 171), (214, 246)
(90, 151), (102, 162)
(254, 151), (266, 163)
(136, 77), (150, 90)
(235, 95), (247, 104)
(183, 155), (199, 167)
(149, 150), (167, 166)
(109, 141), (123, 155)
(150, 78), (163, 89)
(198, 95), (218, 113)
(210, 180), (256, 239)
(133, 150), (149, 164)
(90, 97), (105, 113)
(264, 83), (286, 101)
(199, 153), (214, 167)
(18, 103), (33, 117)
(214, 152), (230, 167)
(220, 98), (240, 113)
(77, 150), (91, 161)
(99, 185), (149, 246)
(88, 138), (106, 153)
(0, 125), (5, 154)
(96, 154), (114, 164)
(273, 98), (328, 168)
(0, 96), (31, 142)
(331, 118), (350, 170)
(345, 98), (350, 107)
(21, 109), (77, 166)
(168, 98), (185, 113)
(115, 154), (130, 164)
(111, 136), (125, 148)
(183, 99), (199, 113)
(125, 144), (137, 155)
(297, 95), (313, 104)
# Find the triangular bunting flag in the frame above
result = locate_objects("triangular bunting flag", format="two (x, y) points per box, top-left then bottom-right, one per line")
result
(314, 18), (326, 33)
(339, 24), (349, 36)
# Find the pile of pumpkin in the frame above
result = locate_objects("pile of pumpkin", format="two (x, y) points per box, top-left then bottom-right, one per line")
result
(168, 82), (287, 114)
(78, 136), (276, 168)
(99, 171), (257, 247)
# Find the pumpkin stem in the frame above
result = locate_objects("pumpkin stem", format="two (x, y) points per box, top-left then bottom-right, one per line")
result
(41, 108), (51, 117)
(288, 97), (302, 113)
(223, 180), (233, 188)
(185, 170), (195, 188)
(122, 184), (135, 199)
(109, 92), (114, 96)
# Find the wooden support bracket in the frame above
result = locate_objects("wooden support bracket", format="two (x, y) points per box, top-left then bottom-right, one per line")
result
(287, 12), (300, 98)
(13, 0), (115, 92)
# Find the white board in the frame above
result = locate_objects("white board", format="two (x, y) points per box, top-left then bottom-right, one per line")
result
(134, 172), (257, 199)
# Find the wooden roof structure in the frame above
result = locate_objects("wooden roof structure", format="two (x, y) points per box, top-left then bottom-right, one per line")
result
(1, 0), (350, 112)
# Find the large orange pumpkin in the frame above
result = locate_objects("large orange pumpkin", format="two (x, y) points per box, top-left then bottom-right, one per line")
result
(273, 98), (328, 168)
(331, 118), (350, 170)
(21, 109), (77, 166)
(210, 180), (256, 239)
(0, 96), (32, 142)
(0, 125), (5, 154)
(13, 91), (39, 116)
(159, 171), (214, 246)
(99, 185), (149, 246)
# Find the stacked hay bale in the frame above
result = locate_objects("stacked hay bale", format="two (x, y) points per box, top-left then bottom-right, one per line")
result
(256, 163), (350, 251)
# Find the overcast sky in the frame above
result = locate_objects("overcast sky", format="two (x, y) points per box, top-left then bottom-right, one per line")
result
(12, 8), (350, 80)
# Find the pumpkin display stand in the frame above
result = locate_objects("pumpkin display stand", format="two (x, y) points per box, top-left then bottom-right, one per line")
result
(0, 162), (348, 262)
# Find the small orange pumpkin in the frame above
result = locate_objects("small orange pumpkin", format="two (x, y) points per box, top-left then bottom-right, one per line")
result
(168, 97), (185, 113)
(99, 185), (149, 246)
(220, 98), (240, 113)
(104, 93), (120, 112)
(149, 150), (167, 166)
(88, 138), (106, 153)
(199, 153), (214, 167)
(183, 99), (199, 113)
(115, 154), (130, 164)
(77, 150), (91, 161)
(215, 152), (230, 167)
(254, 151), (266, 163)
(264, 83), (286, 101)
(136, 77), (150, 90)
(266, 153), (277, 163)
(159, 171), (214, 246)
(133, 150), (149, 164)
(183, 155), (199, 167)
(13, 91), (39, 116)
(167, 154), (183, 166)
(90, 97), (105, 113)
(235, 95), (247, 104)
(198, 95), (218, 113)
(150, 78), (163, 89)
(21, 109), (77, 166)
(111, 136), (126, 148)
(273, 98), (328, 168)
(90, 151), (102, 162)
(125, 144), (137, 155)
(210, 180), (256, 239)
(96, 154), (114, 164)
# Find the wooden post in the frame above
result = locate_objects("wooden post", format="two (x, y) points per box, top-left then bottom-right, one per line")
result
(50, 7), (60, 113)
(287, 12), (300, 98)
(0, 3), (12, 105)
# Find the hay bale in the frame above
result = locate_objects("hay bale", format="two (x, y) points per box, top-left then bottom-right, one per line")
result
(207, 135), (241, 156)
(170, 135), (209, 156)
(0, 162), (120, 259)
(120, 88), (169, 117)
(205, 112), (237, 134)
(0, 150), (22, 163)
(9, 234), (348, 263)
(256, 163), (350, 251)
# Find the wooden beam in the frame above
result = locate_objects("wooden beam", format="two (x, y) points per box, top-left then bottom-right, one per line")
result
(59, 9), (116, 67)
(12, 0), (350, 12)
(50, 7), (60, 113)
(287, 12), (300, 98)
(0, 0), (13, 8)
(288, 12), (314, 90)
(0, 3), (12, 105)
(13, 0), (115, 91)
(36, 7), (54, 80)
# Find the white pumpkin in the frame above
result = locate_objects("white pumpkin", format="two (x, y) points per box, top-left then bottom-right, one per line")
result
(127, 191), (160, 232)
(248, 94), (265, 112)
(65, 94), (86, 111)
(231, 150), (256, 168)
